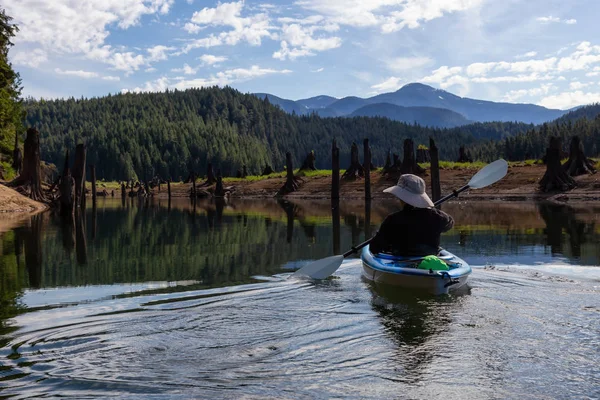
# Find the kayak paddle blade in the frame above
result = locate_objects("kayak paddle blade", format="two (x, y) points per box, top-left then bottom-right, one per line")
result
(467, 159), (508, 189)
(292, 255), (344, 280)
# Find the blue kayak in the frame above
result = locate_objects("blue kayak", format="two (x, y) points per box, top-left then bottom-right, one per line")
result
(361, 245), (471, 295)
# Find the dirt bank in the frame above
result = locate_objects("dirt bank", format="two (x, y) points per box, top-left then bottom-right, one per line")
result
(156, 164), (600, 202)
(0, 183), (48, 234)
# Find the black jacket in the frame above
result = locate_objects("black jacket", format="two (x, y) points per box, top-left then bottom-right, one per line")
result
(369, 205), (454, 256)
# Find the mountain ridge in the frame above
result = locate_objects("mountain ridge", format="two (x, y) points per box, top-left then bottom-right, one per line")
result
(253, 83), (567, 126)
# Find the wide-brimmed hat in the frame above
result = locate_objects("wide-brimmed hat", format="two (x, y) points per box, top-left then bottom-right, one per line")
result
(383, 174), (434, 208)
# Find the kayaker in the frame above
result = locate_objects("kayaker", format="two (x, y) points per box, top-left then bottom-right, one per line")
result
(370, 174), (454, 256)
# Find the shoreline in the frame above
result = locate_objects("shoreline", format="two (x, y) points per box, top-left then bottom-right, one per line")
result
(138, 164), (600, 203)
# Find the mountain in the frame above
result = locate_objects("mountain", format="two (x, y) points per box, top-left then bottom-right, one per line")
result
(296, 95), (337, 110)
(254, 93), (308, 115)
(553, 103), (600, 124)
(349, 103), (471, 128)
(254, 83), (567, 125)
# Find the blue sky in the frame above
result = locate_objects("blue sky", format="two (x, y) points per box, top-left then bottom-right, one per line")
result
(7, 0), (600, 109)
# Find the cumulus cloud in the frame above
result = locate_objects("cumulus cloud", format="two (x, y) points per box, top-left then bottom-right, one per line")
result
(539, 91), (600, 109)
(5, 0), (175, 74)
(273, 23), (341, 60)
(181, 1), (275, 53)
(125, 65), (292, 93)
(11, 49), (48, 68)
(295, 0), (483, 33)
(371, 77), (403, 93)
(502, 84), (556, 102)
(54, 68), (99, 79)
(171, 63), (198, 75)
(198, 54), (228, 65)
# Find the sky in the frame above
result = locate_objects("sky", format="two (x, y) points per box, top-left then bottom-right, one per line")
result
(6, 0), (600, 109)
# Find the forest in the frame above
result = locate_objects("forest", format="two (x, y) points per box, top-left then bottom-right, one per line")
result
(22, 87), (600, 182)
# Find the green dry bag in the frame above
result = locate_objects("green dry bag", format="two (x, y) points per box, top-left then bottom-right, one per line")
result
(417, 255), (449, 271)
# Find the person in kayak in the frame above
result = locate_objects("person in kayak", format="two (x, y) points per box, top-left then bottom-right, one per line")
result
(370, 174), (454, 256)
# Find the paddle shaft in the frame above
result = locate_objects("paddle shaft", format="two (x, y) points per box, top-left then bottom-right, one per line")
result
(341, 184), (469, 258)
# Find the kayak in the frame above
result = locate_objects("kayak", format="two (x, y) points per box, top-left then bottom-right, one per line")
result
(361, 245), (471, 295)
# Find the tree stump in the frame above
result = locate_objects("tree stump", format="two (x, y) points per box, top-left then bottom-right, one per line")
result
(457, 145), (473, 163)
(342, 142), (364, 180)
(400, 138), (425, 175)
(563, 136), (596, 176)
(72, 143), (86, 207)
(262, 164), (274, 175)
(364, 139), (371, 200)
(300, 150), (316, 171)
(331, 139), (340, 200)
(243, 165), (248, 178)
(12, 132), (22, 174)
(276, 152), (301, 197)
(429, 138), (441, 205)
(90, 165), (97, 206)
(201, 162), (216, 186)
(215, 170), (225, 197)
(58, 150), (75, 216)
(539, 137), (576, 192)
(382, 150), (392, 174)
(416, 147), (431, 163)
(8, 128), (46, 202)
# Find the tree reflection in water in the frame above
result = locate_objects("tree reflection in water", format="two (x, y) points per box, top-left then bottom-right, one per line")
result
(538, 202), (595, 258)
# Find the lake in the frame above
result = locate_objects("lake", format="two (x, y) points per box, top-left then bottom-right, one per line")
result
(0, 199), (599, 399)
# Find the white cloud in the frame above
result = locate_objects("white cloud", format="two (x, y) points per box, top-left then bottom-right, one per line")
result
(147, 45), (176, 62)
(515, 51), (537, 59)
(199, 54), (228, 65)
(6, 0), (175, 75)
(385, 56), (433, 72)
(54, 68), (99, 79)
(569, 81), (593, 90)
(502, 84), (555, 102)
(371, 77), (402, 93)
(11, 48), (48, 68)
(171, 63), (197, 75)
(273, 23), (341, 60)
(182, 1), (275, 53)
(539, 91), (600, 109)
(295, 0), (483, 33)
(102, 76), (121, 82)
(145, 67), (157, 73)
(536, 16), (577, 24)
(311, 67), (324, 73)
(183, 23), (202, 34)
(536, 16), (560, 23)
(126, 65), (292, 93)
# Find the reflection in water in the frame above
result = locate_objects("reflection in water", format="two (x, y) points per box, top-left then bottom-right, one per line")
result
(538, 202), (595, 258)
(21, 214), (43, 289)
(75, 210), (87, 265)
(332, 199), (340, 255)
(368, 284), (465, 383)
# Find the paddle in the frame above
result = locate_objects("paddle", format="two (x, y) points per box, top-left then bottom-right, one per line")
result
(292, 159), (508, 280)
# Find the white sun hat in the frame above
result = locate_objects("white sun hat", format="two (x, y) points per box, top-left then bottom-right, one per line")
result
(383, 174), (434, 208)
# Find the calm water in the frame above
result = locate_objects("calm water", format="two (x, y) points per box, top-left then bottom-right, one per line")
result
(0, 199), (599, 399)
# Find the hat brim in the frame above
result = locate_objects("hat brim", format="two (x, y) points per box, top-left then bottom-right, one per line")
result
(383, 185), (434, 208)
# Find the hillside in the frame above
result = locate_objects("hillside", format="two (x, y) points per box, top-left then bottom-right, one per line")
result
(24, 86), (482, 181)
(23, 87), (600, 182)
(255, 83), (567, 124)
(349, 103), (471, 128)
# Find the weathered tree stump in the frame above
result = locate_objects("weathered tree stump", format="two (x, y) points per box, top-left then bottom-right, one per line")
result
(300, 150), (316, 171)
(121, 183), (126, 199)
(276, 152), (301, 197)
(457, 145), (473, 163)
(400, 138), (425, 175)
(201, 163), (216, 186)
(563, 136), (596, 176)
(382, 150), (392, 173)
(262, 164), (274, 175)
(72, 143), (86, 207)
(90, 165), (97, 206)
(539, 137), (576, 192)
(167, 179), (171, 199)
(342, 142), (364, 180)
(331, 139), (340, 200)
(190, 172), (197, 198)
(214, 170), (225, 197)
(416, 146), (431, 163)
(12, 132), (22, 174)
(8, 128), (46, 202)
(429, 138), (441, 205)
(364, 139), (371, 200)
(58, 150), (75, 216)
